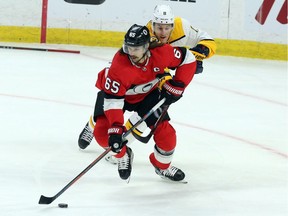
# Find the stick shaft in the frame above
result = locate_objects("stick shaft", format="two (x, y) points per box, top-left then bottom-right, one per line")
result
(38, 98), (165, 205)
(0, 45), (80, 54)
(38, 148), (111, 204)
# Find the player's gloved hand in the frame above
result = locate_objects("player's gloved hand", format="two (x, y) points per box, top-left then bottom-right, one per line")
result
(108, 125), (128, 153)
(195, 60), (204, 74)
(161, 79), (185, 105)
(157, 72), (172, 90)
(190, 44), (210, 61)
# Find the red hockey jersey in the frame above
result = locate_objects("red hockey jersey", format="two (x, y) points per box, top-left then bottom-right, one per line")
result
(96, 44), (196, 126)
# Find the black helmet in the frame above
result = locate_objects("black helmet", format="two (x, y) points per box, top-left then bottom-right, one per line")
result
(124, 24), (150, 47)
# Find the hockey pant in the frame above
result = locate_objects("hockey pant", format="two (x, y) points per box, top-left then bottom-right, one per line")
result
(92, 90), (177, 169)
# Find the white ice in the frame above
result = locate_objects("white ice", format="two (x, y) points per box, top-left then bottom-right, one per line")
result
(0, 43), (287, 216)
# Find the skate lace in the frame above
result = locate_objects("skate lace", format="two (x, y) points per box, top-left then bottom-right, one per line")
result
(81, 125), (93, 142)
(118, 153), (130, 170)
(161, 166), (178, 177)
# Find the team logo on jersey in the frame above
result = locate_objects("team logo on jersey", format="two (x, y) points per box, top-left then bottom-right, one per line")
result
(126, 78), (159, 95)
(153, 67), (160, 72)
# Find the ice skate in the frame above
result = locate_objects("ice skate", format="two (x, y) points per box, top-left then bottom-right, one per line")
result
(155, 166), (185, 182)
(117, 147), (134, 180)
(78, 122), (93, 149)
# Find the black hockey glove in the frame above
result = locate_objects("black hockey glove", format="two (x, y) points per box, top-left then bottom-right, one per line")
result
(195, 60), (204, 74)
(190, 44), (209, 74)
(190, 44), (210, 61)
(108, 125), (128, 153)
(161, 79), (185, 106)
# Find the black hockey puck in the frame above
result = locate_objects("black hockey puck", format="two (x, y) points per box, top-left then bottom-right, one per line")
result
(58, 203), (68, 208)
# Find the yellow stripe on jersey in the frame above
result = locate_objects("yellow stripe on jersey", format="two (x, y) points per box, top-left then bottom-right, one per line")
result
(146, 21), (155, 37)
(198, 40), (217, 59)
(168, 17), (185, 44)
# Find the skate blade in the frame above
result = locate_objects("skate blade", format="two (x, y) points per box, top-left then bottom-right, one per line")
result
(160, 176), (188, 184)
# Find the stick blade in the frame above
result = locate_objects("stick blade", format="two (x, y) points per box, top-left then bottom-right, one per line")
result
(38, 195), (55, 205)
(132, 131), (152, 143)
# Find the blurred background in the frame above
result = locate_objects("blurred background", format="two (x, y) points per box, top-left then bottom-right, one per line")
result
(0, 1), (287, 216)
(0, 0), (287, 60)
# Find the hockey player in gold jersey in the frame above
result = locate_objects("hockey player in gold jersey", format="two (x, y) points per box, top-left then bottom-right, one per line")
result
(147, 4), (216, 74)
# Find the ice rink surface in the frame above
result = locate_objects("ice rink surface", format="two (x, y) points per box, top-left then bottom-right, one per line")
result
(0, 43), (287, 216)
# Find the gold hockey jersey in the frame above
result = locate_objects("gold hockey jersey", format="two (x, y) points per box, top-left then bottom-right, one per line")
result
(146, 17), (216, 59)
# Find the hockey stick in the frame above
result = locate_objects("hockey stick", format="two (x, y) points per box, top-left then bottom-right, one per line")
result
(0, 45), (80, 54)
(38, 98), (165, 205)
(132, 105), (169, 143)
(38, 148), (110, 205)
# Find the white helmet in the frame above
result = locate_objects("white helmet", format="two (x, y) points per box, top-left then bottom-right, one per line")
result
(152, 5), (174, 25)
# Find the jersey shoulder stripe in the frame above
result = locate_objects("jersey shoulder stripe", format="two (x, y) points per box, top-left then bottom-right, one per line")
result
(169, 17), (186, 43)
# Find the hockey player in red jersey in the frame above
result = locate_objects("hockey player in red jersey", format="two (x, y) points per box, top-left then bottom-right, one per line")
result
(89, 24), (196, 181)
(78, 5), (216, 156)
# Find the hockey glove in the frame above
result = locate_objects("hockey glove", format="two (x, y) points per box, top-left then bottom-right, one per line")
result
(157, 72), (172, 90)
(195, 60), (204, 74)
(108, 125), (128, 153)
(190, 44), (210, 61)
(161, 79), (185, 106)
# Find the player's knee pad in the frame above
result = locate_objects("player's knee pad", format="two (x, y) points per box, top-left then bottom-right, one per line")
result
(93, 115), (109, 148)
